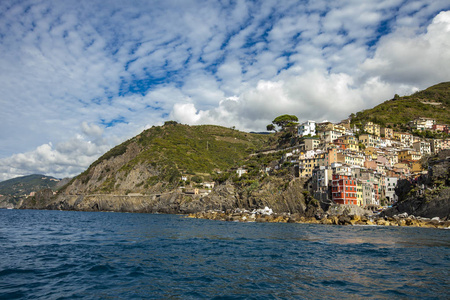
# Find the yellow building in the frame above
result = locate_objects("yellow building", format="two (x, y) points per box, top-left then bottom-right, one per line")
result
(356, 181), (363, 207)
(364, 147), (378, 159)
(364, 122), (381, 137)
(411, 161), (424, 173)
(342, 135), (359, 151)
(334, 124), (346, 134)
(381, 127), (393, 138)
(298, 149), (338, 178)
(393, 132), (413, 147)
(359, 134), (380, 148)
(398, 149), (421, 161)
(337, 152), (365, 167)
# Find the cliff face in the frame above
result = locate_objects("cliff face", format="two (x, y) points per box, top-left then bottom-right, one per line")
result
(35, 177), (321, 217)
(382, 150), (450, 219)
(382, 189), (450, 219)
(18, 122), (324, 215)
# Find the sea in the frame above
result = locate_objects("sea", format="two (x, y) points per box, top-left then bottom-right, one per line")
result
(0, 209), (449, 299)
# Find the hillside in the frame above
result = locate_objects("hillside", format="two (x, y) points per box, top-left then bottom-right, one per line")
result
(0, 174), (63, 197)
(58, 122), (273, 196)
(351, 81), (450, 129)
(15, 82), (450, 217)
(19, 122), (320, 215)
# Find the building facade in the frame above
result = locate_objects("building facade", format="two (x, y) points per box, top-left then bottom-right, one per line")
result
(298, 120), (316, 137)
(332, 174), (358, 205)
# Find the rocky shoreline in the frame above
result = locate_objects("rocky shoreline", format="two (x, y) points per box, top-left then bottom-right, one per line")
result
(187, 210), (450, 229)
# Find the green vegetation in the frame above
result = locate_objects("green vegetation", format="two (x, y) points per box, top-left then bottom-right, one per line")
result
(131, 124), (270, 175)
(271, 114), (299, 131)
(266, 124), (276, 132)
(91, 140), (131, 168)
(70, 123), (273, 193)
(351, 82), (450, 129)
(0, 174), (61, 196)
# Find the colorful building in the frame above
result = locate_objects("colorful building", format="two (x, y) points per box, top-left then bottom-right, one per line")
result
(331, 174), (358, 205)
(393, 132), (413, 147)
(359, 134), (380, 148)
(364, 122), (381, 137)
(381, 127), (394, 138)
(398, 149), (421, 161)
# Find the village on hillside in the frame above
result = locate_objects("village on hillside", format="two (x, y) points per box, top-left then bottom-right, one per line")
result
(279, 117), (449, 208)
(230, 117), (449, 210)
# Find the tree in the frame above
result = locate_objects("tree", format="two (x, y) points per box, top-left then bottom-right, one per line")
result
(272, 114), (299, 130)
(191, 175), (203, 184)
(266, 124), (276, 132)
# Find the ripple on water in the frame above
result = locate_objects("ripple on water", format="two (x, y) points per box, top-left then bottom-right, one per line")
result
(0, 210), (449, 299)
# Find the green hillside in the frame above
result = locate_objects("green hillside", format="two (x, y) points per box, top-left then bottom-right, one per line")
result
(351, 82), (450, 128)
(127, 123), (270, 174)
(64, 122), (273, 194)
(0, 174), (61, 197)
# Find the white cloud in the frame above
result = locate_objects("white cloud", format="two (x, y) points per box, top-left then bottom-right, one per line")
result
(81, 122), (103, 139)
(362, 10), (450, 86)
(0, 138), (110, 181)
(1, 0), (450, 181)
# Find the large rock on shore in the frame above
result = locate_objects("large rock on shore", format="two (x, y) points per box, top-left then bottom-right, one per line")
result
(381, 188), (450, 220)
(327, 204), (373, 217)
(382, 150), (450, 220)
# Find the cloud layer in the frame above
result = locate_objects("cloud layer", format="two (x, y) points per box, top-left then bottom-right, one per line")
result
(1, 0), (450, 180)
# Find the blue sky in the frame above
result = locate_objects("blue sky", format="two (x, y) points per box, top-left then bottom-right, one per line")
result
(1, 0), (450, 181)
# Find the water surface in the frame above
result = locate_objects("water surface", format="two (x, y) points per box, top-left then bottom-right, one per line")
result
(0, 209), (449, 299)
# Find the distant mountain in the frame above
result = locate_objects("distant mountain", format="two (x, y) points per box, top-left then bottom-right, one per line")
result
(351, 81), (450, 128)
(0, 174), (65, 197)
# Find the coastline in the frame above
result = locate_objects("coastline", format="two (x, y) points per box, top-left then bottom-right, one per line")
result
(3, 205), (449, 229)
(187, 210), (450, 229)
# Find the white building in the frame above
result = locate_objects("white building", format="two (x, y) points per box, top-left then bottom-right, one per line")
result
(385, 177), (398, 204)
(320, 130), (343, 144)
(298, 120), (316, 137)
(412, 140), (431, 155)
(236, 168), (247, 178)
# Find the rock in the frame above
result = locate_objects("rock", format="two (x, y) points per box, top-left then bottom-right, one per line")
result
(328, 204), (373, 217)
(320, 217), (334, 225)
(376, 219), (388, 226)
(338, 215), (352, 225)
(398, 212), (408, 218)
(397, 219), (406, 226)
(405, 219), (418, 226)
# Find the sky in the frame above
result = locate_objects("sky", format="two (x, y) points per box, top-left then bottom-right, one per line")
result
(1, 0), (450, 181)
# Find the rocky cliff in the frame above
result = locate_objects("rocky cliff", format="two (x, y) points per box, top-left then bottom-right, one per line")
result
(26, 176), (321, 218)
(18, 122), (322, 216)
(382, 150), (450, 219)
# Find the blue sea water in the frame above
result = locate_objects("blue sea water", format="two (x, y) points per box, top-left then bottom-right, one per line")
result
(0, 210), (449, 299)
